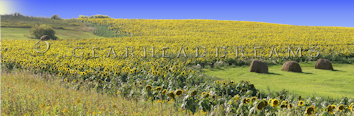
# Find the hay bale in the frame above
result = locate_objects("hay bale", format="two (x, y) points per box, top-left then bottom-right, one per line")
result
(196, 64), (202, 69)
(281, 61), (302, 72)
(214, 61), (224, 67)
(40, 35), (51, 41)
(249, 60), (268, 73)
(315, 58), (333, 70)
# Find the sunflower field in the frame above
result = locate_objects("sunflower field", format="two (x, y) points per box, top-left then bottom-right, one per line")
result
(1, 18), (354, 115)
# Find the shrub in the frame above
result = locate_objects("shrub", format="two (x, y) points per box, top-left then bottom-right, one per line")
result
(78, 15), (88, 18)
(89, 14), (110, 19)
(30, 24), (56, 40)
(50, 14), (62, 20)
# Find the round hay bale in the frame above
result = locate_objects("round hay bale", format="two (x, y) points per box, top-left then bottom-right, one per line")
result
(214, 61), (224, 67)
(315, 58), (333, 70)
(281, 61), (302, 72)
(249, 60), (268, 73)
(40, 35), (51, 41)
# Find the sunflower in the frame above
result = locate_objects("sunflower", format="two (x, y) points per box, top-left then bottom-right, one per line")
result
(271, 99), (279, 107)
(338, 104), (344, 112)
(191, 90), (197, 97)
(268, 99), (273, 105)
(230, 80), (235, 85)
(212, 94), (217, 100)
(145, 85), (152, 91)
(168, 91), (175, 98)
(288, 103), (293, 109)
(251, 97), (257, 102)
(155, 86), (162, 91)
(298, 100), (304, 106)
(162, 89), (167, 95)
(215, 80), (220, 84)
(305, 105), (315, 116)
(257, 101), (266, 110)
(263, 100), (268, 107)
(281, 100), (289, 105)
(181, 71), (185, 76)
(175, 89), (183, 96)
(243, 98), (250, 104)
(349, 103), (354, 113)
(279, 95), (284, 100)
(326, 105), (335, 114)
(234, 95), (240, 102)
(222, 80), (226, 85)
(280, 104), (287, 109)
(202, 92), (210, 98)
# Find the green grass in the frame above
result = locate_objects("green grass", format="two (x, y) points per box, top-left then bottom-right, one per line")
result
(1, 27), (104, 40)
(202, 62), (354, 99)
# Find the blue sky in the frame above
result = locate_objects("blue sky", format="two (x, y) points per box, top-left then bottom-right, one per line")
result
(6, 0), (354, 27)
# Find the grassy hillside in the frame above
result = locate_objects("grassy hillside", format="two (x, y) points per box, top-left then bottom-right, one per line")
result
(1, 70), (189, 116)
(202, 61), (354, 99)
(1, 14), (124, 40)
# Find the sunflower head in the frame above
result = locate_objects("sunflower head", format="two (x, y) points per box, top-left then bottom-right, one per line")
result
(338, 104), (344, 112)
(145, 85), (152, 91)
(234, 95), (240, 102)
(298, 100), (304, 106)
(191, 90), (198, 97)
(326, 105), (334, 114)
(243, 98), (251, 104)
(287, 103), (293, 109)
(215, 80), (220, 84)
(305, 105), (316, 116)
(168, 91), (175, 98)
(268, 99), (273, 105)
(271, 99), (279, 107)
(222, 80), (226, 86)
(230, 80), (235, 85)
(175, 89), (183, 96)
(162, 89), (167, 95)
(257, 101), (266, 110)
(280, 104), (287, 109)
(251, 97), (257, 102)
(156, 86), (162, 91)
(212, 94), (217, 100)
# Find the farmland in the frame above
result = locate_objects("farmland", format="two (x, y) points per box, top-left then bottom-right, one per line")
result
(1, 15), (354, 115)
